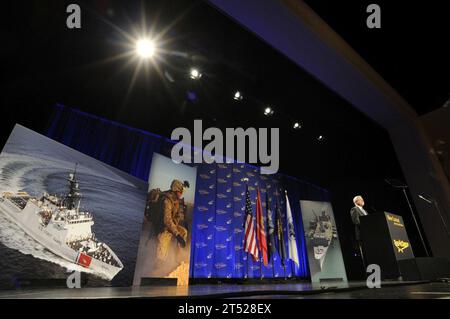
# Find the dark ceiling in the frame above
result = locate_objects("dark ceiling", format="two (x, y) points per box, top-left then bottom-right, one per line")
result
(303, 0), (450, 116)
(1, 0), (406, 188)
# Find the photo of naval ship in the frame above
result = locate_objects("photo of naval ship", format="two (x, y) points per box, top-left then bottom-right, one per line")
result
(0, 166), (123, 280)
(307, 210), (338, 270)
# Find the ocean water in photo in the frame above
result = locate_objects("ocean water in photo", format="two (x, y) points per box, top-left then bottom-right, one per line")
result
(0, 126), (147, 288)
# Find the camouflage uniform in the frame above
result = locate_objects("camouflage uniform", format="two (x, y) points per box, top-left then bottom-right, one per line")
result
(156, 180), (188, 263)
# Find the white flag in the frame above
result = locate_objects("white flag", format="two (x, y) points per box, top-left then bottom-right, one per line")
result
(286, 192), (299, 266)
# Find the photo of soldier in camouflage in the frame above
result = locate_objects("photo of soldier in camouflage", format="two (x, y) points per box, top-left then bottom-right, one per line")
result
(133, 154), (196, 286)
(147, 180), (189, 266)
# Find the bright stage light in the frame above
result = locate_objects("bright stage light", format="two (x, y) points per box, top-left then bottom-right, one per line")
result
(264, 106), (274, 116)
(293, 122), (302, 130)
(190, 68), (202, 80)
(317, 135), (325, 142)
(234, 91), (243, 101)
(136, 38), (156, 59)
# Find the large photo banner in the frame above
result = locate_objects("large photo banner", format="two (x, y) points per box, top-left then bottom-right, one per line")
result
(0, 125), (147, 288)
(300, 200), (347, 283)
(133, 153), (197, 286)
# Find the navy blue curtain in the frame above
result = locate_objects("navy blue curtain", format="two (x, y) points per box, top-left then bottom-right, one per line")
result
(46, 104), (330, 279)
(47, 104), (165, 180)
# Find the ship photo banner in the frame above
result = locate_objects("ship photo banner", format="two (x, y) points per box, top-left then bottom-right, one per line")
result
(300, 200), (347, 283)
(0, 125), (147, 289)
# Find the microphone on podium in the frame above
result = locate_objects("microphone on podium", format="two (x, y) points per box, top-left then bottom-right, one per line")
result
(368, 206), (377, 214)
(418, 194), (433, 204)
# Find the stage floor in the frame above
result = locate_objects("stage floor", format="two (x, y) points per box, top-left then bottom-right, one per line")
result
(0, 281), (449, 299)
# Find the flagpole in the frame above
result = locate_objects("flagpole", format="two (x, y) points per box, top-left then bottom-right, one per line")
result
(258, 190), (262, 281)
(242, 178), (250, 280)
(260, 257), (263, 280)
(284, 190), (288, 281)
(259, 187), (263, 280)
(270, 224), (275, 280)
(274, 192), (283, 280)
(280, 193), (287, 281)
(246, 252), (249, 279)
(271, 256), (275, 279)
(284, 191), (287, 281)
(267, 192), (276, 279)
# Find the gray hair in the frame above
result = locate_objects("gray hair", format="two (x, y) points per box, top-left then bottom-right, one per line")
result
(353, 195), (363, 204)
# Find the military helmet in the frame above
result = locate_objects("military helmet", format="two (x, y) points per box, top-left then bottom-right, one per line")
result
(170, 179), (185, 193)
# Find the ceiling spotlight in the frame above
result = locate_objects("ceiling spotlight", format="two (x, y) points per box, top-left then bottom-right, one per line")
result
(234, 91), (243, 101)
(317, 135), (325, 142)
(293, 122), (302, 130)
(136, 38), (156, 59)
(264, 106), (274, 116)
(190, 68), (202, 80)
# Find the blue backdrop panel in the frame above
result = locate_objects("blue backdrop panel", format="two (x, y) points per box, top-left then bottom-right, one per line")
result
(46, 105), (331, 279)
(231, 163), (246, 278)
(191, 164), (217, 278)
(214, 164), (233, 278)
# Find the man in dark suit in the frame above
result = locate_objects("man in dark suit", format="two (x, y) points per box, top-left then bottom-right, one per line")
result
(350, 195), (369, 266)
(350, 195), (369, 241)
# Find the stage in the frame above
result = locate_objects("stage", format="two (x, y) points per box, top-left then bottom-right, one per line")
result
(0, 281), (449, 299)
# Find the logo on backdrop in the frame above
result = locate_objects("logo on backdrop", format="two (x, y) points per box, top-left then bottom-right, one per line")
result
(171, 120), (279, 174)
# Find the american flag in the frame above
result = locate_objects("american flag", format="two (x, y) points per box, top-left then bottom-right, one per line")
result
(243, 185), (259, 261)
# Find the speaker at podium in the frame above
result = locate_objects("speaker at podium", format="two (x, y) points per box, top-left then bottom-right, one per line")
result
(360, 212), (414, 279)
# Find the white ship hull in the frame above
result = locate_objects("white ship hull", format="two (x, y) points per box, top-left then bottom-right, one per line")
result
(313, 246), (328, 270)
(0, 197), (122, 280)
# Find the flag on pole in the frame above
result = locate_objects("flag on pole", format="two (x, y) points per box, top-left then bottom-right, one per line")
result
(275, 199), (287, 266)
(266, 192), (277, 261)
(256, 187), (269, 266)
(243, 185), (259, 261)
(285, 191), (300, 266)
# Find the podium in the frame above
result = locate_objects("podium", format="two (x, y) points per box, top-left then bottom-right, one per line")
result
(360, 212), (414, 279)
